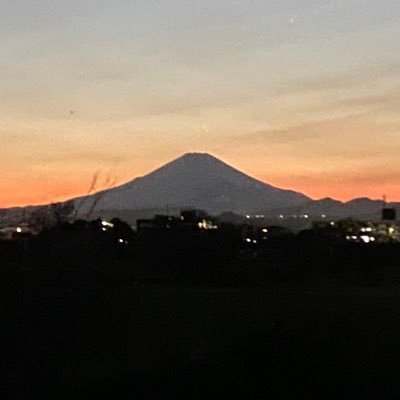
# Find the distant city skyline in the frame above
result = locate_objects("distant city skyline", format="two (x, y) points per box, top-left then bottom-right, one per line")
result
(1, 0), (400, 207)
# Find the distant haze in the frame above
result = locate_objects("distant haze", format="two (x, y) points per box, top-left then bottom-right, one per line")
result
(1, 1), (400, 206)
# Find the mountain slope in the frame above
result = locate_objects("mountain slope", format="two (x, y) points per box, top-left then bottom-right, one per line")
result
(76, 153), (311, 214)
(0, 153), (398, 225)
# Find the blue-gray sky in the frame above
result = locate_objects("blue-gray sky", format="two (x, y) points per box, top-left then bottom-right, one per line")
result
(1, 0), (400, 205)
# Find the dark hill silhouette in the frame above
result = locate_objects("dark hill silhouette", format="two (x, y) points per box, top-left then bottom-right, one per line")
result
(76, 153), (310, 214)
(1, 153), (399, 222)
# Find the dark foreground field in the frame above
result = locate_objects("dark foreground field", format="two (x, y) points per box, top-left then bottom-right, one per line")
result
(4, 268), (400, 399)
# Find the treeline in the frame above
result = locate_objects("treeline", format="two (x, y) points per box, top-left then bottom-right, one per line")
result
(2, 218), (400, 286)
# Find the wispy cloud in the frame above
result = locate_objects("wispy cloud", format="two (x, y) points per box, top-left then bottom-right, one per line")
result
(275, 63), (400, 96)
(232, 112), (373, 145)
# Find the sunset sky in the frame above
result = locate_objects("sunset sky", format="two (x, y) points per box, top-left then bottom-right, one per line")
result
(1, 0), (400, 207)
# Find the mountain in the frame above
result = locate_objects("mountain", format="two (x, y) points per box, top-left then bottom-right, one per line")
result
(75, 153), (311, 215)
(1, 153), (397, 226)
(268, 197), (400, 221)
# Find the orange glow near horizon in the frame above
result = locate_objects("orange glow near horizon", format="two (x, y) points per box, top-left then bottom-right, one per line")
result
(262, 177), (400, 204)
(0, 179), (86, 208)
(1, 151), (399, 208)
(1, 1), (400, 208)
